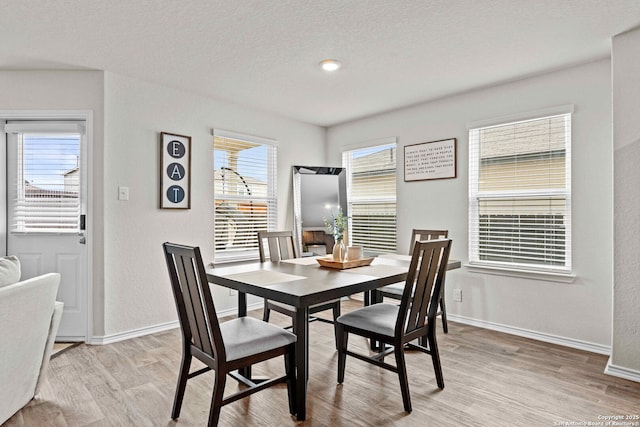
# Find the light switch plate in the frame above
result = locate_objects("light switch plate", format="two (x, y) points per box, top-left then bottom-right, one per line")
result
(118, 186), (129, 201)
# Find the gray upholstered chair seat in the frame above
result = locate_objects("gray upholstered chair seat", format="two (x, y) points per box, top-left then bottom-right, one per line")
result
(336, 303), (399, 337)
(268, 298), (342, 313)
(378, 283), (404, 297)
(220, 317), (296, 362)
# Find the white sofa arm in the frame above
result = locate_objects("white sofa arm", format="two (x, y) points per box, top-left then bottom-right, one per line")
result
(35, 301), (64, 395)
(0, 273), (60, 425)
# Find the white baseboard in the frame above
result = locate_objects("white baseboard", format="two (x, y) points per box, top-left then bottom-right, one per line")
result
(447, 314), (611, 355)
(90, 304), (614, 360)
(216, 302), (264, 318)
(604, 359), (640, 383)
(90, 302), (264, 345)
(90, 320), (179, 345)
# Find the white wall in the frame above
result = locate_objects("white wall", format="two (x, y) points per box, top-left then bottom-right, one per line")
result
(611, 27), (640, 376)
(102, 72), (325, 337)
(0, 70), (106, 335)
(1, 61), (625, 359)
(327, 60), (613, 349)
(0, 69), (325, 340)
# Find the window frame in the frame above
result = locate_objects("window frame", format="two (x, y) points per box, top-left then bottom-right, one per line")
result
(4, 121), (85, 234)
(212, 129), (277, 264)
(342, 137), (397, 256)
(467, 106), (575, 282)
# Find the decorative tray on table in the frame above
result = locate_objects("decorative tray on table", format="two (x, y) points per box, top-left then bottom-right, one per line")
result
(316, 256), (374, 270)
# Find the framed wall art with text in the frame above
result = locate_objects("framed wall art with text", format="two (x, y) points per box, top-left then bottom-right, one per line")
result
(404, 138), (457, 182)
(160, 132), (191, 209)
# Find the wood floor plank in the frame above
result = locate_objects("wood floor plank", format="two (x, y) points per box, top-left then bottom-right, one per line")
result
(6, 299), (640, 426)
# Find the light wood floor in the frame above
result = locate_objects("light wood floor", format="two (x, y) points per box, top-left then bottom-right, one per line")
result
(6, 299), (640, 426)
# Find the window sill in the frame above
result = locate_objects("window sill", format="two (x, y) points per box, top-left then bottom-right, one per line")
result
(209, 257), (259, 268)
(10, 230), (79, 235)
(464, 263), (576, 283)
(211, 250), (260, 266)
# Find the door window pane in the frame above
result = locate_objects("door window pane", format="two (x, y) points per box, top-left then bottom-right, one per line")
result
(13, 133), (81, 232)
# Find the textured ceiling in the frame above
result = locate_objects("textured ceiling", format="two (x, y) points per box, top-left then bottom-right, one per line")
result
(1, 0), (639, 127)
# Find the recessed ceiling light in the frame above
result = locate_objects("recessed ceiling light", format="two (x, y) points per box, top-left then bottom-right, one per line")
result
(319, 59), (342, 72)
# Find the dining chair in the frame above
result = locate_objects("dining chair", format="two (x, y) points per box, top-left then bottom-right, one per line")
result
(163, 242), (297, 426)
(258, 231), (341, 345)
(336, 238), (452, 413)
(379, 229), (450, 333)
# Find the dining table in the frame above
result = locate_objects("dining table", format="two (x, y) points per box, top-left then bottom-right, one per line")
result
(206, 254), (461, 420)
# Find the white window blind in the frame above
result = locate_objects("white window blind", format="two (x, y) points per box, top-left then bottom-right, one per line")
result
(343, 141), (397, 256)
(468, 112), (572, 272)
(213, 131), (277, 262)
(4, 122), (83, 233)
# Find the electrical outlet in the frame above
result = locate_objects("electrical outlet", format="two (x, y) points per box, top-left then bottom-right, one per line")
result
(453, 289), (462, 302)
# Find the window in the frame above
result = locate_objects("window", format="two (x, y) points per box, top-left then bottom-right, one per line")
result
(468, 108), (572, 273)
(213, 130), (277, 262)
(5, 122), (84, 233)
(343, 139), (397, 256)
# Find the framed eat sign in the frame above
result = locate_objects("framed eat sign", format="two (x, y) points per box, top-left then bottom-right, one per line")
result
(160, 132), (191, 209)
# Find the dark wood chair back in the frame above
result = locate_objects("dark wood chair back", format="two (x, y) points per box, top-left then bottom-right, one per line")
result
(396, 239), (452, 341)
(379, 229), (450, 334)
(163, 242), (297, 425)
(336, 238), (453, 412)
(257, 230), (341, 346)
(408, 229), (448, 254)
(163, 243), (226, 363)
(258, 231), (299, 262)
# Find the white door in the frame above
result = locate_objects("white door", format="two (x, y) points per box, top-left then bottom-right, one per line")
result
(5, 121), (88, 341)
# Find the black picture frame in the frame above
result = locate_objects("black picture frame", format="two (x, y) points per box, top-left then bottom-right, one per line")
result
(404, 138), (457, 182)
(160, 132), (191, 209)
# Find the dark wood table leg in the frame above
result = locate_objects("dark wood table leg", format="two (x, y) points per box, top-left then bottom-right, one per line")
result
(293, 307), (309, 420)
(238, 291), (247, 317)
(237, 292), (252, 379)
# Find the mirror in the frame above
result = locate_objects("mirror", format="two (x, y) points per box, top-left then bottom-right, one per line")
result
(292, 166), (347, 255)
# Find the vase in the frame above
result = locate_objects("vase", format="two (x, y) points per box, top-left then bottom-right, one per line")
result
(332, 239), (346, 262)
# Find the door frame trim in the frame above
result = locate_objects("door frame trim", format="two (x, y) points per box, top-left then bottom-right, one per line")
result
(1, 109), (94, 343)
